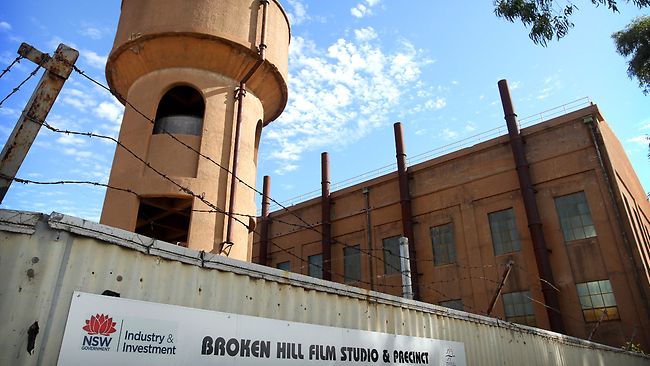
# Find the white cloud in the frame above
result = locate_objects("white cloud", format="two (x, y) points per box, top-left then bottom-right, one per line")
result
(441, 128), (458, 140)
(510, 81), (521, 89)
(62, 147), (94, 160)
(430, 97), (446, 110)
(0, 21), (11, 31)
(80, 25), (107, 40)
(57, 134), (88, 146)
(61, 88), (98, 112)
(264, 32), (431, 170)
(465, 122), (477, 132)
(95, 100), (124, 126)
(627, 135), (649, 146)
(275, 163), (299, 175)
(82, 50), (107, 69)
(351, 0), (381, 18)
(286, 0), (309, 25)
(354, 27), (377, 42)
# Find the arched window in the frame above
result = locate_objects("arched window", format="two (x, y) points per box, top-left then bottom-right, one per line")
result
(153, 85), (204, 136)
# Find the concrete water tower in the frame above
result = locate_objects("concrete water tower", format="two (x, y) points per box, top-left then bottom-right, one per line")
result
(100, 0), (290, 260)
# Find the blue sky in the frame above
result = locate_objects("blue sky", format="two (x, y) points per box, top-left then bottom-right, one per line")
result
(0, 1), (648, 220)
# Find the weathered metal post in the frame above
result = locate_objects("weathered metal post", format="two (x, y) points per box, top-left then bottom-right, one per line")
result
(399, 236), (413, 300)
(321, 152), (332, 281)
(393, 122), (419, 300)
(0, 43), (79, 203)
(498, 79), (565, 333)
(486, 260), (514, 315)
(259, 175), (271, 266)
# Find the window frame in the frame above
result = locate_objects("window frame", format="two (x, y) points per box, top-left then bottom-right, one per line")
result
(554, 191), (596, 242)
(488, 208), (521, 255)
(308, 254), (323, 279)
(430, 222), (456, 266)
(576, 279), (619, 322)
(276, 261), (290, 271)
(502, 290), (536, 326)
(382, 236), (402, 275)
(343, 245), (362, 283)
(439, 299), (463, 311)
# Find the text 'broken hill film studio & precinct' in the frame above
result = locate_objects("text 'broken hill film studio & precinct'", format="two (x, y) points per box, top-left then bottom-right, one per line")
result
(1, 0), (650, 365)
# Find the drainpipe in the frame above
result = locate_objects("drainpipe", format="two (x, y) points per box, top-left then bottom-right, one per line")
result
(224, 0), (269, 254)
(498, 79), (565, 333)
(363, 187), (375, 291)
(321, 152), (332, 281)
(393, 122), (419, 300)
(259, 175), (271, 265)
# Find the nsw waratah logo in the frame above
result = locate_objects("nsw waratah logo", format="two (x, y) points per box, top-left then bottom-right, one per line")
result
(82, 314), (117, 336)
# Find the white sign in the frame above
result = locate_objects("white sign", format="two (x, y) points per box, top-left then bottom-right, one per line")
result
(58, 291), (466, 365)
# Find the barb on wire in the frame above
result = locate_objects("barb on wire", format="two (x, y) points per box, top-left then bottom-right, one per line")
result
(0, 55), (24, 79)
(0, 62), (43, 107)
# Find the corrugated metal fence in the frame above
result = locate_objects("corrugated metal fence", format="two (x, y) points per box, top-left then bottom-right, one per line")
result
(1, 209), (648, 365)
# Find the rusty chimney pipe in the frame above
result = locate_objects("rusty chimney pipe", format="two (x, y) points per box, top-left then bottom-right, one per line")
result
(321, 152), (332, 280)
(259, 175), (271, 265)
(393, 122), (419, 300)
(498, 79), (565, 333)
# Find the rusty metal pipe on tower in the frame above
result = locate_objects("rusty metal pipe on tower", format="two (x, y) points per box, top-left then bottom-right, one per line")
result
(224, 82), (247, 254)
(259, 175), (271, 265)
(498, 79), (565, 333)
(321, 152), (332, 281)
(225, 0), (270, 253)
(393, 122), (419, 300)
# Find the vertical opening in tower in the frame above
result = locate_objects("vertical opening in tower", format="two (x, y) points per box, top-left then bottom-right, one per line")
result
(135, 197), (193, 245)
(153, 85), (205, 135)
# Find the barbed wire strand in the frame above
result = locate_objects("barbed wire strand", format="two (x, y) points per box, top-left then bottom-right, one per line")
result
(0, 62), (43, 107)
(0, 55), (24, 79)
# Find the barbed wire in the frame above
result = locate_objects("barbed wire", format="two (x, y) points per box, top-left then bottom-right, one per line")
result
(17, 116), (566, 324)
(68, 64), (531, 302)
(58, 66), (594, 324)
(16, 116), (478, 302)
(1, 174), (138, 197)
(0, 62), (43, 108)
(0, 55), (24, 79)
(69, 65), (409, 273)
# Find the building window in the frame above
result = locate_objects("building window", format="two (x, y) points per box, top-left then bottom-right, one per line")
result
(576, 280), (619, 322)
(344, 245), (361, 283)
(154, 85), (204, 136)
(554, 191), (596, 241)
(439, 299), (463, 311)
(430, 223), (456, 266)
(503, 291), (535, 326)
(383, 236), (401, 275)
(308, 254), (322, 279)
(488, 208), (520, 255)
(276, 261), (290, 271)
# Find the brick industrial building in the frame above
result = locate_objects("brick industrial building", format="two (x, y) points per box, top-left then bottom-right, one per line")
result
(93, 0), (650, 353)
(252, 95), (650, 350)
